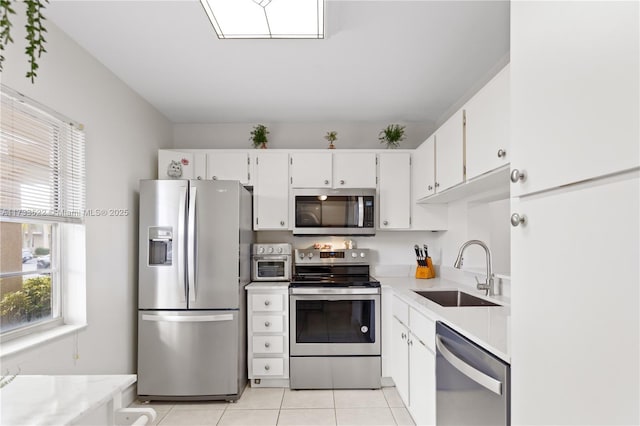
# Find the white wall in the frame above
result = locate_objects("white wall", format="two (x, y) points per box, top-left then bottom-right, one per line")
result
(1, 6), (172, 373)
(173, 122), (434, 150)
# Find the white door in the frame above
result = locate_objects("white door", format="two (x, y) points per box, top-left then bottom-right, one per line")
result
(413, 136), (436, 200)
(378, 152), (411, 229)
(290, 152), (332, 188)
(207, 151), (251, 185)
(465, 64), (510, 180)
(333, 152), (377, 188)
(254, 152), (289, 230)
(435, 109), (465, 192)
(409, 335), (436, 426)
(391, 317), (410, 405)
(510, 1), (639, 197)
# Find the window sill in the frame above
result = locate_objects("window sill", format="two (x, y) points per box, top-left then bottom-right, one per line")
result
(0, 323), (87, 359)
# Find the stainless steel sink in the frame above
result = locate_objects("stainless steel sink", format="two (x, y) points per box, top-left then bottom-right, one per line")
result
(413, 290), (500, 307)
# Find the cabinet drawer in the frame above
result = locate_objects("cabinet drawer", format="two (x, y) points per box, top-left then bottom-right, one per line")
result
(252, 315), (284, 333)
(409, 307), (435, 352)
(252, 358), (284, 376)
(252, 335), (285, 354)
(251, 294), (284, 312)
(393, 295), (409, 325)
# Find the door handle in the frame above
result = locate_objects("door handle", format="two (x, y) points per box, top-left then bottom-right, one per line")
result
(142, 314), (233, 323)
(187, 186), (197, 303)
(435, 335), (503, 396)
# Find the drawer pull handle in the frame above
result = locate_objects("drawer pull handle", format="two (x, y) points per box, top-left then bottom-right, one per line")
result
(264, 342), (271, 348)
(264, 300), (271, 306)
(264, 364), (270, 371)
(264, 321), (271, 327)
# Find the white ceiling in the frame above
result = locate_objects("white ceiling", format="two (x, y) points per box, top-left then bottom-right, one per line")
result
(45, 0), (510, 124)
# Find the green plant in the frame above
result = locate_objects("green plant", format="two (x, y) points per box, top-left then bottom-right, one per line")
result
(0, 0), (49, 83)
(0, 276), (51, 323)
(324, 131), (337, 143)
(378, 124), (406, 148)
(250, 124), (269, 148)
(34, 247), (49, 255)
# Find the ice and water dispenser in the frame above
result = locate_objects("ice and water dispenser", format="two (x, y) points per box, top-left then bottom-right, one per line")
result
(148, 227), (173, 265)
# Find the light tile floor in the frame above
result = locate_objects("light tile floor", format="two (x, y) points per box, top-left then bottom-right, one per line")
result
(129, 386), (415, 426)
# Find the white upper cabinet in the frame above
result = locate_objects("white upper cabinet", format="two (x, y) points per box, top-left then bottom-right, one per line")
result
(158, 150), (206, 180)
(511, 1), (639, 197)
(333, 152), (377, 188)
(378, 152), (411, 229)
(254, 152), (289, 230)
(413, 135), (436, 200)
(207, 151), (253, 186)
(435, 109), (465, 192)
(465, 64), (510, 180)
(289, 152), (332, 188)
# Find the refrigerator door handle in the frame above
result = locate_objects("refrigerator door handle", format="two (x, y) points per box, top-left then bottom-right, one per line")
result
(142, 314), (234, 323)
(187, 186), (197, 303)
(436, 335), (503, 396)
(177, 186), (187, 303)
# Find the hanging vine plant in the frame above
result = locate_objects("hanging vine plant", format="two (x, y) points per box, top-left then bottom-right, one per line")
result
(0, 0), (49, 83)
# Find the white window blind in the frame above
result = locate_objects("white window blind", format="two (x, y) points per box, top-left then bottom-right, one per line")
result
(0, 86), (85, 223)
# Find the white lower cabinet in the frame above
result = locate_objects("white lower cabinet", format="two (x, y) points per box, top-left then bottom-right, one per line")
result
(247, 284), (289, 387)
(391, 296), (436, 426)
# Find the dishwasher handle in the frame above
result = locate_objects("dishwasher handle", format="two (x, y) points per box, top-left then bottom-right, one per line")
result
(436, 335), (503, 396)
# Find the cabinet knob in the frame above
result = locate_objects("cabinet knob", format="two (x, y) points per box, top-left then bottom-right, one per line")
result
(497, 149), (507, 158)
(324, 179), (329, 185)
(212, 176), (218, 180)
(264, 364), (270, 371)
(280, 220), (285, 226)
(383, 220), (389, 226)
(264, 321), (271, 327)
(264, 342), (271, 348)
(510, 169), (526, 183)
(511, 213), (527, 227)
(435, 182), (440, 188)
(264, 300), (270, 306)
(428, 185), (433, 191)
(401, 332), (406, 339)
(340, 180), (345, 185)
(197, 176), (202, 180)
(408, 339), (413, 346)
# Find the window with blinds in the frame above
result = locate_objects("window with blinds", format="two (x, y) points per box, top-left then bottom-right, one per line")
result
(0, 85), (85, 336)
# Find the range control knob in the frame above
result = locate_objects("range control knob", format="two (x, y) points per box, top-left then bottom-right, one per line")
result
(351, 252), (357, 258)
(308, 252), (314, 259)
(360, 252), (366, 258)
(258, 247), (265, 254)
(277, 247), (283, 254)
(268, 247), (274, 253)
(299, 252), (305, 260)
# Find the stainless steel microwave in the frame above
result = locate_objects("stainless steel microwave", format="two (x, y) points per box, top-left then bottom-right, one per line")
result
(292, 188), (376, 236)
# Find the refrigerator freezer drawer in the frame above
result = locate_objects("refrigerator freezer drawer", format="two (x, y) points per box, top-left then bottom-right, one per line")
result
(252, 358), (284, 376)
(138, 310), (240, 399)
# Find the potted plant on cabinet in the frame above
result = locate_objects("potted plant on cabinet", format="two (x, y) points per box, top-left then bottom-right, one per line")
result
(324, 131), (337, 149)
(378, 124), (406, 149)
(250, 124), (269, 149)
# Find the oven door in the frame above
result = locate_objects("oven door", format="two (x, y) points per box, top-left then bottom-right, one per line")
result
(289, 288), (381, 356)
(252, 256), (291, 281)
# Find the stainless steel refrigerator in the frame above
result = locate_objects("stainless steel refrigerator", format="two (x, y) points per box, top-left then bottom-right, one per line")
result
(137, 179), (252, 401)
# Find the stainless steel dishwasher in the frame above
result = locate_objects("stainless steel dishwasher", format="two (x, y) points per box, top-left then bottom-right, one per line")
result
(435, 322), (510, 425)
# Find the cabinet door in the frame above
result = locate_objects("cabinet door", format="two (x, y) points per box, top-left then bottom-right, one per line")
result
(409, 336), (436, 426)
(158, 150), (198, 180)
(378, 152), (411, 229)
(254, 152), (289, 230)
(435, 109), (465, 192)
(391, 317), (410, 405)
(333, 152), (377, 188)
(511, 1), (639, 197)
(290, 152), (332, 188)
(465, 64), (510, 180)
(413, 136), (436, 200)
(207, 151), (252, 185)
(511, 174), (639, 424)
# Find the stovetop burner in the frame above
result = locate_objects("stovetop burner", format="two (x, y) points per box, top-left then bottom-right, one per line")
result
(291, 249), (379, 288)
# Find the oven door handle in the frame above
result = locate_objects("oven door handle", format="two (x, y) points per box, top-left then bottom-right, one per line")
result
(290, 288), (380, 295)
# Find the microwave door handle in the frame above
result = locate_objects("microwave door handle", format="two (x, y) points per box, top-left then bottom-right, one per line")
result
(358, 196), (364, 227)
(187, 186), (196, 303)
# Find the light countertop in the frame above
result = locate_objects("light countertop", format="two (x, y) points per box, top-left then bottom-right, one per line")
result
(0, 374), (136, 426)
(379, 276), (511, 362)
(246, 281), (291, 290)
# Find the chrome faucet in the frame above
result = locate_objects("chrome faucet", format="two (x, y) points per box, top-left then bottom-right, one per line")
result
(453, 240), (497, 296)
